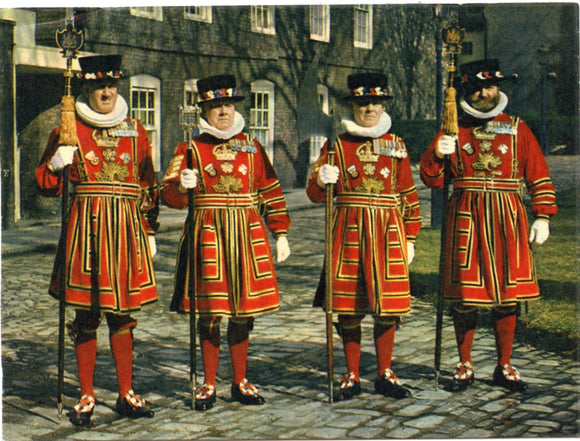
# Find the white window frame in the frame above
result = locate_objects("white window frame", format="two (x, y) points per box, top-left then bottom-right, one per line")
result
(251, 5), (276, 35)
(130, 7), (163, 21)
(130, 75), (161, 171)
(354, 5), (373, 49)
(310, 85), (329, 164)
(249, 80), (275, 160)
(184, 6), (212, 23)
(310, 5), (330, 42)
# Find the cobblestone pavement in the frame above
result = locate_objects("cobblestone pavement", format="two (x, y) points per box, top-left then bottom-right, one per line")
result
(2, 156), (578, 440)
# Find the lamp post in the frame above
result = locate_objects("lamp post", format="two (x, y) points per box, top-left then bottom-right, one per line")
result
(538, 44), (552, 156)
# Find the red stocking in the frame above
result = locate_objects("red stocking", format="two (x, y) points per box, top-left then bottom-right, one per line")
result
(110, 330), (133, 397)
(228, 320), (250, 385)
(199, 320), (221, 386)
(339, 316), (362, 381)
(374, 321), (396, 375)
(493, 311), (516, 366)
(75, 337), (97, 397)
(452, 307), (478, 364)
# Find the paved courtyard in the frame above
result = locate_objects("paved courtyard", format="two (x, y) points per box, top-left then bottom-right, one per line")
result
(1, 156), (578, 440)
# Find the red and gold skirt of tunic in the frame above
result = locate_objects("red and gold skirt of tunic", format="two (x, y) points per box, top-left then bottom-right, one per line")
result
(49, 182), (157, 312)
(444, 178), (539, 306)
(314, 192), (412, 316)
(170, 193), (280, 317)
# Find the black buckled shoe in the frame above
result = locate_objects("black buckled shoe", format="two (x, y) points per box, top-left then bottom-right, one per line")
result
(116, 389), (155, 418)
(195, 384), (217, 411)
(337, 372), (361, 401)
(449, 361), (475, 392)
(69, 394), (95, 427)
(492, 364), (528, 392)
(374, 369), (410, 399)
(231, 379), (265, 405)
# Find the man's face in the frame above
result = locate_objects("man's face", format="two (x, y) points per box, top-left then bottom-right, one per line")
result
(203, 100), (236, 131)
(350, 98), (385, 128)
(465, 84), (500, 112)
(85, 80), (119, 114)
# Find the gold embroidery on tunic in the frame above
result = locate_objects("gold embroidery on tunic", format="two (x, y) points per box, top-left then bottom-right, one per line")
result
(363, 163), (376, 176)
(94, 161), (130, 182)
(92, 129), (120, 148)
(163, 154), (183, 180)
(213, 144), (237, 161)
(472, 126), (497, 140)
(354, 177), (385, 194)
(221, 162), (234, 173)
(212, 175), (243, 193)
(472, 152), (502, 173)
(103, 148), (117, 162)
(356, 142), (379, 163)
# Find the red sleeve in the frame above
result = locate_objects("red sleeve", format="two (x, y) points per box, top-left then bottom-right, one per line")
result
(419, 130), (447, 190)
(254, 139), (291, 237)
(517, 120), (557, 219)
(396, 143), (422, 241)
(135, 122), (160, 233)
(306, 141), (329, 203)
(35, 128), (65, 197)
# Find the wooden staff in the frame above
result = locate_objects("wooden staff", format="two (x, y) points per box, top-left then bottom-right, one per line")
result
(434, 17), (465, 388)
(180, 105), (199, 409)
(54, 12), (84, 421)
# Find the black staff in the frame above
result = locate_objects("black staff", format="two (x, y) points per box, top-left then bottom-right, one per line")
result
(54, 11), (84, 421)
(434, 17), (465, 388)
(180, 105), (200, 409)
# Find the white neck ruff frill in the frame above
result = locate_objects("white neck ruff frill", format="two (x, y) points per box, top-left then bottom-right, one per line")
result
(460, 91), (508, 120)
(341, 112), (392, 138)
(75, 93), (129, 128)
(197, 111), (245, 139)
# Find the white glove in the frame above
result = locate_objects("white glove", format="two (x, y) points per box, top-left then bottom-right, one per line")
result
(317, 164), (340, 187)
(276, 236), (291, 263)
(49, 145), (78, 171)
(180, 168), (198, 190)
(148, 235), (157, 257)
(406, 242), (415, 265)
(435, 135), (457, 158)
(529, 219), (550, 245)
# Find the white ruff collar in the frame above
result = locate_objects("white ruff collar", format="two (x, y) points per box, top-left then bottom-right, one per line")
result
(75, 93), (128, 128)
(341, 112), (392, 138)
(198, 111), (245, 139)
(460, 91), (508, 120)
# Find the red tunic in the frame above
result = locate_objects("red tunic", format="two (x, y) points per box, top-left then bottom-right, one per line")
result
(420, 113), (557, 306)
(161, 132), (290, 318)
(307, 132), (421, 316)
(36, 118), (159, 313)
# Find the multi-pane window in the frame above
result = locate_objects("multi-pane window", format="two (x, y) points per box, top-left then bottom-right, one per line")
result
(310, 5), (330, 42)
(354, 5), (373, 49)
(130, 75), (161, 171)
(249, 80), (275, 160)
(251, 6), (275, 35)
(184, 6), (212, 23)
(130, 7), (163, 21)
(310, 85), (329, 163)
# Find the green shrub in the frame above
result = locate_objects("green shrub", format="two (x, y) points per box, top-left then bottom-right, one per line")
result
(392, 119), (439, 163)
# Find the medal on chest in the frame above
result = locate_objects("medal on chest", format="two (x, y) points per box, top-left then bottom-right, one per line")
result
(89, 127), (131, 182)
